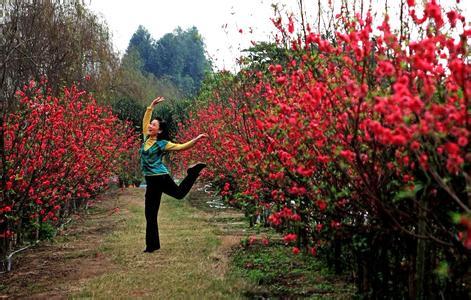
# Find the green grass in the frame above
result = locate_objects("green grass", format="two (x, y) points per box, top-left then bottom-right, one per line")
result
(72, 189), (247, 299)
(230, 243), (355, 299)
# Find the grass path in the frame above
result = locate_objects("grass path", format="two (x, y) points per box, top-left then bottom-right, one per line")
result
(76, 187), (247, 299)
(1, 187), (249, 299)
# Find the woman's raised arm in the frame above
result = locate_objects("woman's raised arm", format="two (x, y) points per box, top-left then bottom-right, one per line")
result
(142, 96), (165, 137)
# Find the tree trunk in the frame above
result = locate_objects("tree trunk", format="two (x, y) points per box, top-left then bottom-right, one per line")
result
(415, 196), (428, 300)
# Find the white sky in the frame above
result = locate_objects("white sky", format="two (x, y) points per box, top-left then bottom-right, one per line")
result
(87, 0), (280, 71)
(87, 0), (470, 72)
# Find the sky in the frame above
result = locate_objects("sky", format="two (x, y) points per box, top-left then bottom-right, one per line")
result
(87, 0), (280, 71)
(87, 0), (471, 72)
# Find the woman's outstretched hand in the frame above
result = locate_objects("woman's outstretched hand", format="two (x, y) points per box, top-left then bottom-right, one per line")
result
(151, 96), (165, 107)
(195, 133), (209, 141)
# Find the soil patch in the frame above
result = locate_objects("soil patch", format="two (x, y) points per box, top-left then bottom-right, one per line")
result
(0, 188), (130, 298)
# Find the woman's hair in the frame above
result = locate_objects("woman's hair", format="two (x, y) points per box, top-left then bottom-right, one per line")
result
(156, 117), (170, 141)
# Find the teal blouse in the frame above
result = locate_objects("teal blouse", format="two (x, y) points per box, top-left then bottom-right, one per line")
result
(140, 139), (169, 176)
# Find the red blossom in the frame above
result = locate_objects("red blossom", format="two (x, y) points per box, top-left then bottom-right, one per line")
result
(288, 16), (294, 34)
(309, 247), (317, 256)
(262, 238), (270, 246)
(316, 200), (327, 211)
(283, 233), (297, 244)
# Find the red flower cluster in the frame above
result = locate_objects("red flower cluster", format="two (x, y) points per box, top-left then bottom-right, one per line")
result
(1, 79), (139, 243)
(176, 1), (470, 257)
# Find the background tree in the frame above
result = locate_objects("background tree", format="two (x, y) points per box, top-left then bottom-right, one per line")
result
(126, 26), (158, 76)
(111, 48), (181, 132)
(127, 25), (211, 97)
(0, 0), (118, 112)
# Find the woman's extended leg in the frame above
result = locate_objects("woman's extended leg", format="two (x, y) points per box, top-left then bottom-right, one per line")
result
(144, 176), (163, 252)
(161, 163), (206, 200)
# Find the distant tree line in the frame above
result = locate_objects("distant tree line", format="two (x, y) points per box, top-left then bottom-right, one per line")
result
(126, 25), (211, 98)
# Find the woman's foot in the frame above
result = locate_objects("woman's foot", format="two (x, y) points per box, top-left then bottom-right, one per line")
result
(143, 247), (160, 253)
(187, 162), (207, 176)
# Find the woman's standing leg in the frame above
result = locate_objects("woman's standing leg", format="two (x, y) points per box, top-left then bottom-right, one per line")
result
(144, 176), (163, 252)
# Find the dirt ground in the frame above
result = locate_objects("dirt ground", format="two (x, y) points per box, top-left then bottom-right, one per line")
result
(0, 189), (126, 298)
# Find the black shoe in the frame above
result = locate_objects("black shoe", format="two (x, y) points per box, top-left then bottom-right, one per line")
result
(187, 162), (207, 176)
(143, 247), (159, 253)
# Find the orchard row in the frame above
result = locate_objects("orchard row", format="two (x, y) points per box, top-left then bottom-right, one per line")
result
(176, 1), (470, 297)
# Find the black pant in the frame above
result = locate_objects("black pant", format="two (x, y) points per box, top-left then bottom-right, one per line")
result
(144, 173), (199, 250)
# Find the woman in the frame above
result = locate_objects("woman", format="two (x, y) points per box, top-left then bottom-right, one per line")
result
(140, 96), (208, 253)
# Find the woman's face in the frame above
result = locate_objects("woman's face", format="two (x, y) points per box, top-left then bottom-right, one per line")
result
(148, 119), (160, 137)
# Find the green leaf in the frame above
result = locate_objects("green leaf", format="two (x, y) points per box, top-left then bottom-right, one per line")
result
(450, 212), (462, 224)
(435, 261), (449, 280)
(394, 182), (424, 201)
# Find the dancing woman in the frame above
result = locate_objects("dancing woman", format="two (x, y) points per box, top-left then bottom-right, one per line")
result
(140, 96), (207, 253)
